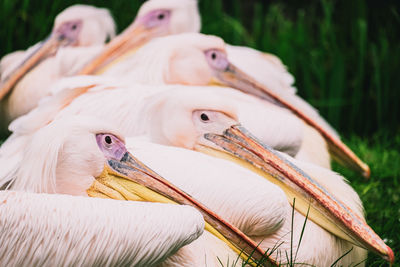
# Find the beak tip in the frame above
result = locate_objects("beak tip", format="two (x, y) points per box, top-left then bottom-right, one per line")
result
(386, 245), (395, 264)
(362, 164), (371, 179)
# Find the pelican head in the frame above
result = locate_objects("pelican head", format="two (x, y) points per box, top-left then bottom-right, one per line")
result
(136, 0), (200, 35)
(9, 116), (122, 195)
(0, 4), (116, 100)
(78, 0), (200, 74)
(53, 5), (116, 47)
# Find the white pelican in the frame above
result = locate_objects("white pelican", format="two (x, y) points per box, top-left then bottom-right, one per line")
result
(1, 113), (393, 265)
(134, 0), (297, 95)
(0, 116), (288, 265)
(78, 0), (200, 74)
(0, 4), (116, 124)
(0, 190), (204, 266)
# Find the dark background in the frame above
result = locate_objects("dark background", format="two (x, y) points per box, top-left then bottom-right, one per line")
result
(1, 0), (399, 136)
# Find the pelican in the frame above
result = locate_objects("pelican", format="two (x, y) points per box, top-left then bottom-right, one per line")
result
(132, 0), (297, 95)
(0, 116), (285, 265)
(0, 190), (205, 266)
(0, 116), (393, 266)
(1, 116), (283, 266)
(78, 0), (200, 74)
(0, 4), (116, 124)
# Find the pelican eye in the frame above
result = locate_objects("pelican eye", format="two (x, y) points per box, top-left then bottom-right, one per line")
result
(105, 135), (112, 144)
(200, 113), (210, 122)
(158, 13), (165, 20)
(204, 49), (229, 70)
(71, 24), (77, 30)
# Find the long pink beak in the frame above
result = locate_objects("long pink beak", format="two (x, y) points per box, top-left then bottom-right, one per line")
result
(198, 124), (393, 263)
(214, 63), (371, 178)
(0, 34), (67, 100)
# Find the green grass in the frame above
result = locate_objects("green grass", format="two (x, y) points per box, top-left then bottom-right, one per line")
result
(333, 131), (400, 266)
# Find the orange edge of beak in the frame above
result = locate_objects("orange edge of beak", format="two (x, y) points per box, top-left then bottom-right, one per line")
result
(217, 64), (371, 178)
(78, 24), (149, 75)
(0, 35), (61, 100)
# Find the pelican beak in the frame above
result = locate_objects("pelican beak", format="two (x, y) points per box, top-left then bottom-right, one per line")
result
(195, 124), (394, 264)
(0, 33), (70, 100)
(87, 148), (276, 266)
(78, 21), (161, 75)
(213, 63), (370, 178)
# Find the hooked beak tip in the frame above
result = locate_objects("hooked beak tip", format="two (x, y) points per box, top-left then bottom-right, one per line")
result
(386, 245), (395, 264)
(363, 166), (371, 179)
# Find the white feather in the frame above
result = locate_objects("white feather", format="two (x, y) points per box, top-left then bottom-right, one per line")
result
(0, 191), (204, 267)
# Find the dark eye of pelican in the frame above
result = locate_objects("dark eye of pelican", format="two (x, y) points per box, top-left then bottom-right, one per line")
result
(105, 135), (112, 144)
(200, 113), (210, 122)
(71, 24), (77, 30)
(211, 52), (217, 60)
(158, 13), (165, 20)
(96, 133), (127, 161)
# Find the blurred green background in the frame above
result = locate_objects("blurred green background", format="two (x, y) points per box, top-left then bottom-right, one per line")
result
(1, 0), (399, 266)
(0, 0), (399, 136)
